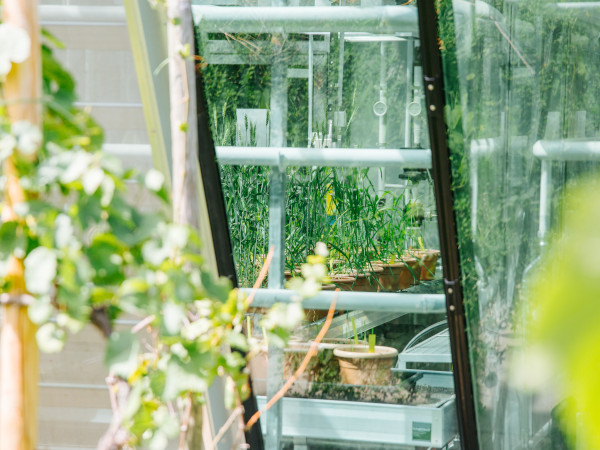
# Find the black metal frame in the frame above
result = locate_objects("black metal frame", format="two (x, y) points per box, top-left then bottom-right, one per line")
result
(193, 40), (265, 449)
(417, 2), (480, 449)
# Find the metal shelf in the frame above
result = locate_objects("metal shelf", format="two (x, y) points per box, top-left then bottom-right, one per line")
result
(256, 395), (458, 448)
(396, 329), (452, 369)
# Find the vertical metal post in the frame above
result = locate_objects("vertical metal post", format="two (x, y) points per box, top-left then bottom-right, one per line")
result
(266, 38), (288, 450)
(308, 34), (314, 147)
(417, 0), (480, 447)
(337, 32), (345, 111)
(378, 41), (388, 194)
(538, 160), (552, 245)
(404, 39), (414, 148)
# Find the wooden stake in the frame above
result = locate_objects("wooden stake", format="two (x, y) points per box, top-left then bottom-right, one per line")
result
(0, 1), (42, 449)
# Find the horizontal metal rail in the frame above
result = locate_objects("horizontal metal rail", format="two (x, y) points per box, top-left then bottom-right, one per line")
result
(38, 5), (127, 26)
(192, 5), (418, 33)
(242, 288), (446, 313)
(216, 146), (431, 168)
(533, 139), (600, 161)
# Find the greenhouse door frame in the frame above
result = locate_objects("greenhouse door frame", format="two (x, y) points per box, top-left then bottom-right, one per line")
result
(417, 1), (480, 449)
(126, 1), (480, 448)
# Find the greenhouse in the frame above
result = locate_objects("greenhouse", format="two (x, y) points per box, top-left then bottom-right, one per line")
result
(0, 0), (599, 449)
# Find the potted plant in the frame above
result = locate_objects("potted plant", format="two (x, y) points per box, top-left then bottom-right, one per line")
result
(405, 248), (441, 281)
(333, 343), (399, 385)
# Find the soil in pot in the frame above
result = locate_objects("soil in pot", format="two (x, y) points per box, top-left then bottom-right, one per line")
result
(333, 344), (398, 385)
(375, 257), (419, 291)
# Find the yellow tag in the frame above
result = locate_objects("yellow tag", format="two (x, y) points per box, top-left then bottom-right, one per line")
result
(418, 236), (425, 251)
(326, 184), (336, 216)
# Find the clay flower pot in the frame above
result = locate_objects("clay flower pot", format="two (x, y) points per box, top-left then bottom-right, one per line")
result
(405, 249), (440, 281)
(375, 257), (419, 291)
(327, 274), (357, 291)
(333, 344), (398, 385)
(351, 265), (384, 292)
(247, 343), (268, 396)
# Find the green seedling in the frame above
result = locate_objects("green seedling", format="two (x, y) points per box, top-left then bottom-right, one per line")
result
(368, 334), (376, 353)
(351, 317), (358, 346)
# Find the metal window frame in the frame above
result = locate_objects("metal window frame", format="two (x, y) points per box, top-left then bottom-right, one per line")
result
(417, 0), (480, 448)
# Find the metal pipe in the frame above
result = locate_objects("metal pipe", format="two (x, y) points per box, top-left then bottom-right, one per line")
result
(192, 6), (419, 33)
(216, 146), (432, 168)
(533, 139), (600, 161)
(404, 40), (414, 148)
(378, 41), (387, 149)
(308, 34), (314, 147)
(539, 160), (552, 243)
(241, 288), (446, 313)
(265, 39), (287, 449)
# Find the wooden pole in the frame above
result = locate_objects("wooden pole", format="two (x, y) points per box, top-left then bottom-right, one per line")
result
(0, 1), (42, 449)
(166, 3), (205, 448)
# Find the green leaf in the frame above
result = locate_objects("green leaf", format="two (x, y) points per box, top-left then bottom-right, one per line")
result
(0, 221), (20, 258)
(162, 351), (215, 400)
(201, 272), (231, 303)
(85, 234), (124, 285)
(105, 331), (140, 379)
(24, 247), (57, 295)
(225, 330), (249, 352)
(148, 369), (166, 398)
(28, 296), (54, 325)
(36, 323), (66, 353)
(162, 302), (184, 336)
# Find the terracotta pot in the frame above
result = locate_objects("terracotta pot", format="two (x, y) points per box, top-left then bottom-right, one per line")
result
(405, 249), (440, 281)
(333, 345), (398, 385)
(284, 266), (302, 281)
(328, 274), (357, 291)
(247, 344), (268, 396)
(283, 342), (323, 382)
(376, 257), (419, 291)
(351, 265), (384, 292)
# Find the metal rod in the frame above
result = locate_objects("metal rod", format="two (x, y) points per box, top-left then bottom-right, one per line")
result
(265, 43), (287, 450)
(242, 288), (446, 313)
(216, 146), (431, 168)
(192, 5), (419, 33)
(533, 139), (600, 160)
(418, 0), (480, 447)
(404, 39), (414, 148)
(538, 160), (552, 244)
(308, 34), (314, 147)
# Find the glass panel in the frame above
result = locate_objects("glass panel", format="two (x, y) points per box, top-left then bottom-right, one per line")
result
(438, 0), (600, 448)
(195, 2), (458, 448)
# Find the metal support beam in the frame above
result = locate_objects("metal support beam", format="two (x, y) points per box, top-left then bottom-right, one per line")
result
(242, 288), (446, 313)
(192, 5), (419, 33)
(216, 146), (432, 168)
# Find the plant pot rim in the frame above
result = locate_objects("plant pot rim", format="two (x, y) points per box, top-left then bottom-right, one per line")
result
(405, 249), (441, 256)
(284, 341), (322, 353)
(310, 338), (368, 349)
(374, 258), (416, 268)
(333, 345), (399, 360)
(328, 274), (357, 281)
